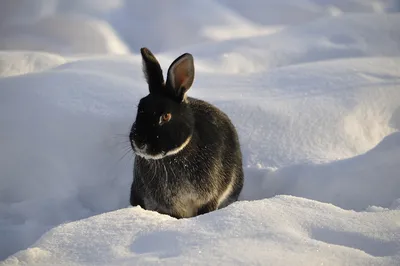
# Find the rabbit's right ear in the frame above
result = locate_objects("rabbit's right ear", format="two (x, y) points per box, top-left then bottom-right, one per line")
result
(140, 47), (164, 93)
(166, 53), (195, 102)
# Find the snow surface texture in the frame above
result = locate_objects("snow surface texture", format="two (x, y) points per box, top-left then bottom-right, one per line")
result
(1, 0), (400, 265)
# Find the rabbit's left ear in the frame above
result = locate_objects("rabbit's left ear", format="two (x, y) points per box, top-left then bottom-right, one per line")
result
(140, 47), (164, 94)
(166, 53), (195, 102)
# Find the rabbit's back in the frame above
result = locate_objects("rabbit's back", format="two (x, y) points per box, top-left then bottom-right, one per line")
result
(188, 97), (242, 163)
(188, 97), (244, 208)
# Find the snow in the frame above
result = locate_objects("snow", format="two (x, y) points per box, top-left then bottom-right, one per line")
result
(1, 0), (400, 265)
(3, 196), (400, 266)
(0, 14), (130, 55)
(0, 51), (66, 77)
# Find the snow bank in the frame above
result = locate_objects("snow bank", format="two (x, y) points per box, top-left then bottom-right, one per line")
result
(108, 0), (269, 53)
(0, 0), (265, 54)
(241, 132), (400, 211)
(217, 0), (396, 25)
(2, 0), (395, 56)
(193, 57), (400, 165)
(0, 52), (399, 263)
(175, 13), (400, 74)
(0, 14), (129, 55)
(0, 51), (66, 77)
(3, 196), (400, 266)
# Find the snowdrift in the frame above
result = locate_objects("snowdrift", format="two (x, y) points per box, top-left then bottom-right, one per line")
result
(0, 51), (66, 77)
(0, 14), (130, 55)
(174, 13), (400, 74)
(1, 52), (399, 264)
(217, 0), (397, 25)
(3, 196), (400, 266)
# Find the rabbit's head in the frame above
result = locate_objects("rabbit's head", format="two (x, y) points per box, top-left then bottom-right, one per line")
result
(130, 48), (195, 160)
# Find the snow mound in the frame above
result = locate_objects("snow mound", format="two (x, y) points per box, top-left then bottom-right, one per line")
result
(193, 57), (400, 165)
(0, 1), (397, 56)
(0, 51), (66, 77)
(0, 14), (130, 55)
(2, 196), (400, 266)
(107, 0), (269, 53)
(217, 0), (395, 25)
(241, 132), (400, 211)
(178, 13), (400, 74)
(0, 52), (399, 262)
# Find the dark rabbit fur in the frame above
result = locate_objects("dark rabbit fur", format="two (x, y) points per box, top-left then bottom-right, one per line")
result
(129, 47), (244, 218)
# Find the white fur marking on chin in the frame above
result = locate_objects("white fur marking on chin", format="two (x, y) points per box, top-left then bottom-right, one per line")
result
(164, 135), (192, 157)
(133, 135), (192, 160)
(135, 150), (166, 160)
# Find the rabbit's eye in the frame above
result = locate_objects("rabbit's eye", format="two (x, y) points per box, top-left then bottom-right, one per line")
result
(160, 113), (172, 124)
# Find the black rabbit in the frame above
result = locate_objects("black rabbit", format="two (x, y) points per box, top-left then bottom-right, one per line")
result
(129, 47), (244, 218)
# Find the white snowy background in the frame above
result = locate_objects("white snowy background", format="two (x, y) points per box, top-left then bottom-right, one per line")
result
(0, 0), (400, 265)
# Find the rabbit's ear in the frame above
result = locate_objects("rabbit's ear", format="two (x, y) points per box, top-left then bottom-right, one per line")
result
(140, 47), (164, 93)
(166, 53), (195, 102)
